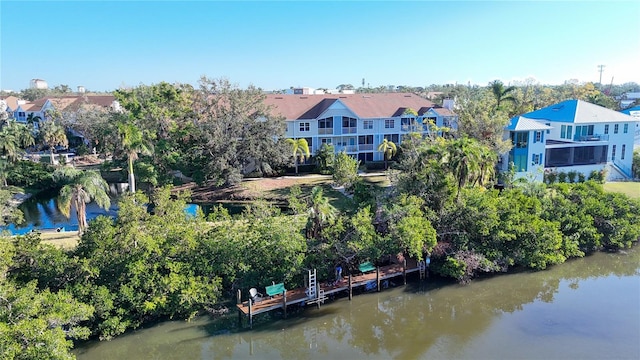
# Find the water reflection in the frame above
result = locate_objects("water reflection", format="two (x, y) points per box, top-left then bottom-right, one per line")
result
(75, 247), (640, 359)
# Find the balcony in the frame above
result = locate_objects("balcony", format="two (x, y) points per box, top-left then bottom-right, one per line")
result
(318, 128), (333, 135)
(358, 144), (374, 151)
(573, 134), (608, 142)
(342, 127), (357, 134)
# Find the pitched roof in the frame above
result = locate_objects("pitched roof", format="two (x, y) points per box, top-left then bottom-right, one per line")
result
(0, 96), (21, 110)
(521, 99), (633, 123)
(428, 107), (456, 116)
(620, 105), (640, 117)
(505, 116), (552, 131)
(32, 95), (117, 112)
(264, 93), (435, 120)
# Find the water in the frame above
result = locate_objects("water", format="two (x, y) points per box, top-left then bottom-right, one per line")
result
(74, 247), (640, 359)
(3, 189), (119, 234)
(3, 192), (248, 235)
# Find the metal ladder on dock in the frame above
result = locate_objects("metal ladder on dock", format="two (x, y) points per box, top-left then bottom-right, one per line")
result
(306, 269), (326, 305)
(418, 260), (426, 279)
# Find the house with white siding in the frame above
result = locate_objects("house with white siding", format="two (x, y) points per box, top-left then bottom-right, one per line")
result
(264, 93), (457, 163)
(502, 100), (637, 181)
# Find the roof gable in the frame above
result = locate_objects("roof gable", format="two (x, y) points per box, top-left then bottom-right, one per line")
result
(522, 99), (633, 124)
(505, 116), (552, 131)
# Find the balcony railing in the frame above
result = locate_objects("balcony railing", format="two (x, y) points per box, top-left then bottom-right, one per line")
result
(335, 145), (358, 152)
(342, 127), (357, 134)
(318, 128), (333, 135)
(358, 144), (374, 151)
(573, 134), (608, 142)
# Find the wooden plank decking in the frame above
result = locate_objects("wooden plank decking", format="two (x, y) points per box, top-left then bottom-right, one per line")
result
(236, 259), (425, 327)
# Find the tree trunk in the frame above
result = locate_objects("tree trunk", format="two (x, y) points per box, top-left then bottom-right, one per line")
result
(49, 149), (56, 165)
(294, 158), (299, 175)
(128, 157), (136, 193)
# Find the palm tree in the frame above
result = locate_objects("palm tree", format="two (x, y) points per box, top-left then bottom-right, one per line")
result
(445, 137), (481, 199)
(306, 186), (337, 240)
(286, 138), (310, 175)
(377, 139), (397, 170)
(118, 123), (153, 193)
(490, 80), (516, 109)
(0, 121), (35, 186)
(54, 168), (110, 234)
(39, 120), (68, 165)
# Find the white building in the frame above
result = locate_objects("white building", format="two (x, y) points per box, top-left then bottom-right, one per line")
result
(264, 93), (458, 163)
(30, 79), (48, 89)
(502, 100), (638, 181)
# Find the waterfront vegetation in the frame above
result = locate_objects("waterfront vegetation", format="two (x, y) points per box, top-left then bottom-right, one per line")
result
(1, 79), (639, 359)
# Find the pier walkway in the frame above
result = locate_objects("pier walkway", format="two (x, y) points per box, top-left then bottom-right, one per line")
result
(236, 259), (427, 328)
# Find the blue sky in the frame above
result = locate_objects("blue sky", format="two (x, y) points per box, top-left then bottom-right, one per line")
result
(1, 1), (639, 92)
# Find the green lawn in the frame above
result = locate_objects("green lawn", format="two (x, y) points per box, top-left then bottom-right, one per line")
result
(603, 182), (640, 199)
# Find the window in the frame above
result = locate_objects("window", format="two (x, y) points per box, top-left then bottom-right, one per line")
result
(604, 124), (609, 134)
(18, 112), (25, 117)
(299, 122), (310, 132)
(384, 119), (394, 129)
(320, 138), (332, 145)
(535, 131), (542, 143)
(623, 124), (628, 134)
(614, 124), (619, 134)
(512, 132), (528, 148)
(384, 134), (399, 143)
(318, 118), (333, 134)
(532, 153), (540, 165)
(363, 120), (373, 130)
(567, 125), (573, 139)
(318, 118), (333, 129)
(358, 135), (373, 145)
(561, 125), (566, 139)
(545, 123), (551, 134)
(612, 145), (616, 161)
(621, 145), (626, 160)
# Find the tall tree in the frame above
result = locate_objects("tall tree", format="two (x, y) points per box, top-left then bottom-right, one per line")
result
(39, 120), (68, 165)
(444, 137), (482, 199)
(286, 138), (310, 175)
(377, 138), (397, 170)
(118, 123), (153, 193)
(490, 80), (516, 109)
(54, 167), (110, 233)
(306, 186), (338, 240)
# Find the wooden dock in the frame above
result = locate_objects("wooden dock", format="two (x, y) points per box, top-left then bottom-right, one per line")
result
(236, 259), (427, 328)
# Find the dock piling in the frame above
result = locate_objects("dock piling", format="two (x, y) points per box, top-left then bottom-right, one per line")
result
(376, 267), (380, 292)
(348, 274), (352, 300)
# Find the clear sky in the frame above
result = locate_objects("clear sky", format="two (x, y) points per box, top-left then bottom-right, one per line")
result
(1, 1), (639, 92)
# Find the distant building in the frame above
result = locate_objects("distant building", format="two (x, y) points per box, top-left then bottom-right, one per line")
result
(30, 79), (48, 89)
(618, 92), (640, 109)
(264, 93), (458, 163)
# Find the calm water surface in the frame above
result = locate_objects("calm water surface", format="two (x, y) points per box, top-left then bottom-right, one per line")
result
(75, 247), (640, 360)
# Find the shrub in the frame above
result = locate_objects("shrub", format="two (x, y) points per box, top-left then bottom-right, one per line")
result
(577, 172), (586, 183)
(6, 161), (55, 190)
(567, 171), (578, 183)
(545, 170), (557, 184)
(557, 172), (567, 183)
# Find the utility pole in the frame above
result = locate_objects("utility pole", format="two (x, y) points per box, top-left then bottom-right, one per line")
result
(597, 64), (606, 84)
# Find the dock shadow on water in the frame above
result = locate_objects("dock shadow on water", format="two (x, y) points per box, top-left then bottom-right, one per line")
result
(74, 247), (640, 360)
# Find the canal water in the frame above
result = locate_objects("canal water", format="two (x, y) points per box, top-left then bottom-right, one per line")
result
(74, 246), (640, 359)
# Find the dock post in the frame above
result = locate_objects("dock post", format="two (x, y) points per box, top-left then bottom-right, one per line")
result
(348, 274), (352, 300)
(248, 298), (252, 329)
(376, 267), (380, 292)
(403, 259), (407, 285)
(237, 289), (242, 327)
(316, 283), (321, 309)
(283, 290), (287, 318)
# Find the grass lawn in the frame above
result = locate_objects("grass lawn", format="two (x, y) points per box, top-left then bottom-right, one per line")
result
(39, 231), (81, 250)
(603, 182), (640, 199)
